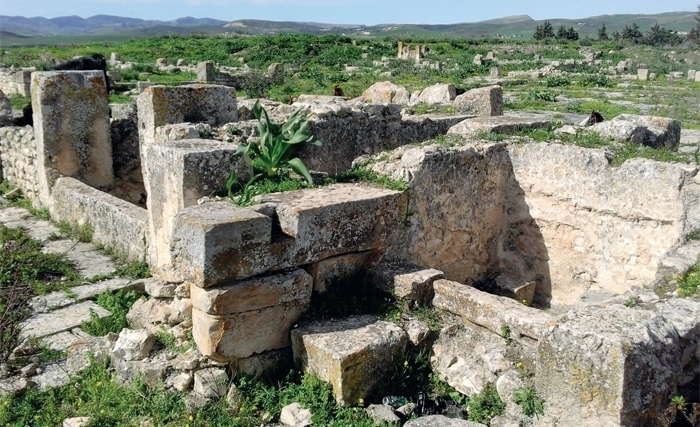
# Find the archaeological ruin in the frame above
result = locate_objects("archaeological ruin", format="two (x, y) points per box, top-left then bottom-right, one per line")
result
(1, 59), (700, 427)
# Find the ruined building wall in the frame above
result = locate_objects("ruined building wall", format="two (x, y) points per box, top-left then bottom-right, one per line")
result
(0, 126), (39, 201)
(0, 69), (32, 97)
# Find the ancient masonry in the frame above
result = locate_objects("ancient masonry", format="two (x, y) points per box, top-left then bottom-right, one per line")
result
(1, 69), (700, 427)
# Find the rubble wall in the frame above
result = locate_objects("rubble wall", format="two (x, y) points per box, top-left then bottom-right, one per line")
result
(0, 126), (39, 201)
(0, 68), (32, 97)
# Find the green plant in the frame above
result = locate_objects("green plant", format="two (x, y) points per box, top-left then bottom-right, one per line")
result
(81, 290), (140, 336)
(526, 89), (557, 102)
(333, 166), (408, 191)
(56, 221), (94, 243)
(113, 261), (151, 279)
(155, 329), (191, 353)
(578, 74), (613, 88)
(466, 384), (505, 424)
(500, 324), (512, 344)
(623, 297), (637, 308)
(513, 387), (545, 418)
(542, 76), (570, 87)
(235, 100), (321, 184)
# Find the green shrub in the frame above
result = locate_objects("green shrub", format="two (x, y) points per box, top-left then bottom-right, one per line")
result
(466, 384), (505, 424)
(81, 290), (140, 336)
(513, 387), (545, 417)
(578, 74), (613, 88)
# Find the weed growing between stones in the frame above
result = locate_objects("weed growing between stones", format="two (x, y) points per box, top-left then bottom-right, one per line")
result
(675, 260), (700, 298)
(56, 220), (94, 243)
(333, 166), (409, 192)
(155, 329), (193, 354)
(113, 261), (151, 279)
(608, 142), (690, 166)
(513, 387), (545, 418)
(0, 182), (50, 221)
(81, 290), (141, 336)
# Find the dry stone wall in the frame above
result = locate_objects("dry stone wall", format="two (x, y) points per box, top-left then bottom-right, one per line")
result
(0, 68), (32, 97)
(0, 126), (38, 201)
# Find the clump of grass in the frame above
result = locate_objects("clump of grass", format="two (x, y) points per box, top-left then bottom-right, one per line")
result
(0, 182), (50, 220)
(513, 387), (545, 418)
(410, 103), (456, 115)
(675, 259), (700, 298)
(108, 92), (132, 104)
(113, 261), (151, 279)
(155, 329), (191, 354)
(56, 221), (94, 243)
(333, 166), (408, 191)
(608, 142), (689, 166)
(81, 290), (140, 336)
(466, 384), (506, 424)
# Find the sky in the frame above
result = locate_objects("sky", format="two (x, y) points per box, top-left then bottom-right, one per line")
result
(0, 0), (698, 25)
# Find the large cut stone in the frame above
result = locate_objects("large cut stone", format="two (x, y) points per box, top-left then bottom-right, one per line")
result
(535, 299), (700, 427)
(414, 83), (456, 105)
(292, 315), (407, 406)
(143, 140), (251, 276)
(453, 85), (503, 116)
(432, 280), (554, 341)
(368, 262), (444, 306)
(31, 71), (112, 207)
(360, 81), (411, 104)
(588, 114), (681, 150)
(447, 116), (552, 137)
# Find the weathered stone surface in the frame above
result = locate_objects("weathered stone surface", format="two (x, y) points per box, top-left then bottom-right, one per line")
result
(41, 239), (118, 279)
(168, 372), (193, 392)
(193, 302), (306, 361)
(66, 334), (117, 374)
(535, 300), (700, 427)
(368, 262), (444, 306)
(0, 89), (12, 126)
(493, 273), (536, 306)
(305, 252), (371, 293)
(30, 277), (145, 313)
(63, 417), (91, 427)
(137, 84), (237, 146)
(191, 269), (312, 315)
(404, 415), (487, 427)
(50, 177), (148, 261)
(403, 319), (431, 347)
(588, 114), (681, 150)
(366, 404), (401, 426)
(432, 323), (513, 397)
(637, 68), (650, 80)
(32, 71), (112, 207)
(433, 280), (554, 341)
(453, 85), (503, 117)
(280, 402), (313, 427)
(20, 301), (112, 340)
(126, 297), (191, 329)
(0, 126), (38, 202)
(112, 328), (156, 361)
(495, 370), (525, 404)
(193, 367), (228, 398)
(143, 140), (251, 276)
(447, 116), (551, 137)
(171, 202), (271, 288)
(294, 94), (351, 118)
(33, 361), (71, 390)
(360, 81), (411, 104)
(292, 315), (407, 406)
(414, 83), (456, 105)
(232, 347), (291, 377)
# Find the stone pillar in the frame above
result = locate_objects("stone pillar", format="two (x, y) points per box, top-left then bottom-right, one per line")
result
(688, 70), (697, 81)
(397, 42), (403, 59)
(31, 71), (112, 208)
(196, 61), (215, 83)
(637, 68), (650, 81)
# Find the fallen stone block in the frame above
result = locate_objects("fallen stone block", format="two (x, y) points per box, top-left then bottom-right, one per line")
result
(111, 328), (156, 362)
(292, 315), (407, 406)
(360, 81), (411, 104)
(366, 404), (401, 426)
(368, 262), (444, 306)
(588, 114), (681, 150)
(280, 402), (313, 427)
(432, 280), (554, 341)
(637, 68), (650, 81)
(447, 116), (552, 138)
(404, 415), (486, 427)
(193, 367), (228, 399)
(413, 83), (456, 105)
(20, 301), (112, 340)
(453, 85), (503, 117)
(493, 273), (536, 306)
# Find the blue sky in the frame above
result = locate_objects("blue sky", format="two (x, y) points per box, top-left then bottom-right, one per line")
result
(1, 0), (697, 24)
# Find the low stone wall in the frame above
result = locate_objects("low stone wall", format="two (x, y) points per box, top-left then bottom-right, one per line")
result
(50, 177), (149, 261)
(0, 126), (38, 201)
(0, 68), (32, 97)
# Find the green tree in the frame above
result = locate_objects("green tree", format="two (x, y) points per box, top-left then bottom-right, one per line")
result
(689, 4), (700, 43)
(534, 20), (555, 40)
(644, 22), (682, 46)
(597, 24), (609, 41)
(621, 23), (643, 43)
(556, 25), (579, 41)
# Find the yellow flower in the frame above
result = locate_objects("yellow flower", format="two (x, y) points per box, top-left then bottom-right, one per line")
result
(358, 398), (365, 405)
(404, 360), (409, 367)
(188, 415), (194, 421)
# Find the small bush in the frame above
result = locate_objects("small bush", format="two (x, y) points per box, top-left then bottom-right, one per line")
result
(113, 261), (151, 279)
(513, 387), (545, 417)
(579, 74), (613, 88)
(466, 384), (505, 424)
(542, 76), (570, 87)
(81, 290), (141, 336)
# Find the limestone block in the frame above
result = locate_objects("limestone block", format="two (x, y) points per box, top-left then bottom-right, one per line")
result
(280, 402), (313, 427)
(31, 71), (112, 207)
(66, 334), (116, 374)
(171, 202), (272, 288)
(490, 67), (500, 77)
(493, 273), (536, 306)
(293, 94), (351, 118)
(49, 177), (148, 261)
(111, 328), (156, 361)
(535, 302), (699, 426)
(405, 415), (486, 427)
(366, 404), (401, 426)
(368, 262), (444, 306)
(414, 83), (456, 105)
(137, 84), (236, 146)
(196, 61), (215, 83)
(154, 123), (200, 142)
(360, 81), (411, 104)
(305, 252), (371, 293)
(193, 302), (306, 361)
(432, 280), (554, 341)
(190, 269), (312, 314)
(473, 54), (483, 65)
(689, 70), (697, 80)
(447, 116), (552, 138)
(453, 85), (503, 117)
(126, 297), (190, 329)
(20, 301), (112, 340)
(291, 315), (407, 406)
(143, 140), (251, 275)
(0, 89), (12, 126)
(193, 367), (228, 398)
(588, 114), (681, 150)
(696, 72), (700, 82)
(63, 417), (91, 427)
(637, 68), (650, 80)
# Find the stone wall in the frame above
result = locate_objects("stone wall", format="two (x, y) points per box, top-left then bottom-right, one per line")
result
(0, 68), (33, 97)
(0, 126), (38, 201)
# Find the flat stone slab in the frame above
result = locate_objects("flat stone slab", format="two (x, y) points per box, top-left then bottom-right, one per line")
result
(447, 115), (552, 137)
(29, 277), (149, 312)
(292, 315), (407, 406)
(33, 361), (71, 390)
(42, 239), (117, 279)
(432, 279), (554, 341)
(40, 329), (93, 351)
(404, 415), (486, 427)
(21, 300), (112, 340)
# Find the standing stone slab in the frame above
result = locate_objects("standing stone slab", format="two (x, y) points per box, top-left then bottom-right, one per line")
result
(143, 140), (251, 276)
(453, 85), (503, 117)
(292, 316), (407, 406)
(31, 71), (112, 207)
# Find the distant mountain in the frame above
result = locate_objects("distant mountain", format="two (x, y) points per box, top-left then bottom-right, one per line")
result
(0, 14), (228, 36)
(0, 11), (696, 40)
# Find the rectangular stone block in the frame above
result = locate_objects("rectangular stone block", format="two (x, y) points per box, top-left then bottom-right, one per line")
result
(494, 273), (536, 306)
(637, 68), (650, 81)
(432, 279), (554, 341)
(368, 262), (445, 306)
(190, 269), (312, 314)
(171, 202), (272, 288)
(143, 140), (251, 276)
(50, 177), (148, 261)
(447, 116), (552, 138)
(453, 85), (503, 117)
(137, 84), (237, 146)
(193, 302), (307, 361)
(32, 71), (112, 207)
(292, 316), (407, 406)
